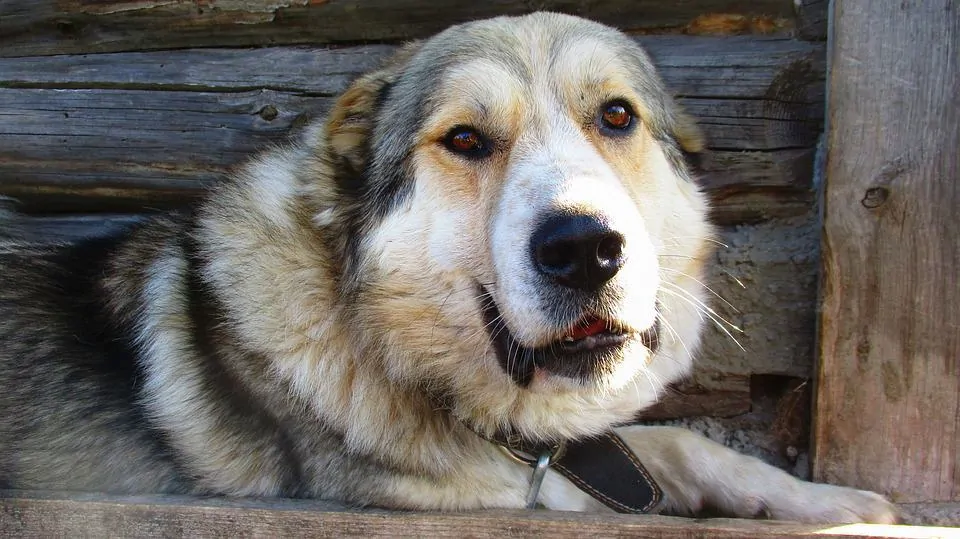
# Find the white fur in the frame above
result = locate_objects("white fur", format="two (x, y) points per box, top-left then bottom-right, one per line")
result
(137, 245), (286, 496)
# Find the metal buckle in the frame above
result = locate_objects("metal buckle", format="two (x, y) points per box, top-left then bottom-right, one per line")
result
(497, 441), (566, 509)
(497, 440), (566, 466)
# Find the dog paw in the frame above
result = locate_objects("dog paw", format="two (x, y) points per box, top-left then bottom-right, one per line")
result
(764, 482), (899, 524)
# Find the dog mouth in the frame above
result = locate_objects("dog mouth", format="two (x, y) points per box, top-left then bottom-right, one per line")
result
(479, 286), (660, 386)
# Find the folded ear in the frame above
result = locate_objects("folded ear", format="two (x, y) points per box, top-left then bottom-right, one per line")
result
(323, 42), (422, 173)
(672, 109), (705, 154)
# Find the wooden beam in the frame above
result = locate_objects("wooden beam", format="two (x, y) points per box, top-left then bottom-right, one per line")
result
(636, 378), (752, 421)
(0, 213), (143, 247)
(0, 36), (822, 100)
(813, 0), (960, 503)
(0, 37), (824, 219)
(0, 0), (798, 57)
(0, 490), (953, 538)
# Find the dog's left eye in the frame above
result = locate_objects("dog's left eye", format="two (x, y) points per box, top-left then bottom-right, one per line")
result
(443, 127), (491, 159)
(599, 101), (635, 134)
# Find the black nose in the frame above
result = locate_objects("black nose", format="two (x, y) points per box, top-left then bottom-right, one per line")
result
(530, 213), (625, 291)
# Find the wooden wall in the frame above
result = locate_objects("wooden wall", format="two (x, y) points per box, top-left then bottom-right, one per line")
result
(1, 0), (829, 471)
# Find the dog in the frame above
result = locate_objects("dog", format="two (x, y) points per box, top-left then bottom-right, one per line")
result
(0, 12), (897, 523)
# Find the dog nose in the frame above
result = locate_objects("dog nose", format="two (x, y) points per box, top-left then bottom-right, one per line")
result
(531, 213), (625, 291)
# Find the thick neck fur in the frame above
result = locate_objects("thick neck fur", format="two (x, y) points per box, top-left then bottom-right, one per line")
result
(107, 129), (512, 501)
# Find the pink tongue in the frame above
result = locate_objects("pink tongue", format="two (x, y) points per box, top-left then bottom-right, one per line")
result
(567, 318), (607, 341)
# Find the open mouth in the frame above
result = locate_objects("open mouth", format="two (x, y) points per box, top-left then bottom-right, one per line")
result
(479, 286), (659, 386)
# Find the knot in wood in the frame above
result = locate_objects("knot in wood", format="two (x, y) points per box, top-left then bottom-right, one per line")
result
(861, 187), (890, 209)
(258, 105), (279, 121)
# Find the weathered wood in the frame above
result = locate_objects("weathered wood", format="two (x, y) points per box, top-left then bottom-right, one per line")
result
(0, 490), (953, 538)
(0, 87), (329, 165)
(0, 213), (143, 246)
(636, 378), (752, 421)
(0, 36), (823, 100)
(0, 45), (395, 96)
(0, 37), (824, 218)
(0, 0), (799, 57)
(813, 0), (960, 503)
(794, 0), (828, 40)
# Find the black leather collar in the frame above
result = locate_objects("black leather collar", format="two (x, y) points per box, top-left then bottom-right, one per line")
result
(488, 430), (664, 513)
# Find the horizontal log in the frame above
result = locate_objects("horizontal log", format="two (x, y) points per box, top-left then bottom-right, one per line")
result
(636, 378), (752, 421)
(0, 88), (327, 166)
(0, 0), (799, 57)
(0, 490), (950, 538)
(0, 213), (143, 247)
(0, 37), (824, 218)
(0, 36), (824, 102)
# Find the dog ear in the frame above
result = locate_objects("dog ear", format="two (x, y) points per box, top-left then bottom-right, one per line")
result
(323, 42), (422, 172)
(672, 109), (705, 154)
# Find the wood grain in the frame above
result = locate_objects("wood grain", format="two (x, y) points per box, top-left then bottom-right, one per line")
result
(0, 213), (143, 246)
(636, 379), (752, 421)
(813, 0), (960, 503)
(0, 37), (824, 217)
(0, 0), (798, 57)
(0, 36), (822, 99)
(0, 490), (952, 538)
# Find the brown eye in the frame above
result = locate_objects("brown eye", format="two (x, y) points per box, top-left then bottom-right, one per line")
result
(443, 126), (491, 159)
(600, 101), (634, 133)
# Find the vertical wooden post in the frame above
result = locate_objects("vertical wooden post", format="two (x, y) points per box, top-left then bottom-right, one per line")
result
(814, 0), (960, 503)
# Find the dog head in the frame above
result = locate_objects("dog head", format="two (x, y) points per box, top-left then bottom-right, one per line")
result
(314, 12), (713, 443)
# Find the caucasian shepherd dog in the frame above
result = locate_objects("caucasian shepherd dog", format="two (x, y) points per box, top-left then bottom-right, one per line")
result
(0, 12), (896, 523)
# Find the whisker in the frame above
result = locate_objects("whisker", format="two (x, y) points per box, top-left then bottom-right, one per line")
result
(638, 367), (666, 398)
(508, 333), (523, 382)
(661, 282), (742, 332)
(659, 287), (745, 351)
(657, 312), (693, 363)
(660, 267), (739, 313)
(719, 268), (748, 289)
(659, 235), (729, 249)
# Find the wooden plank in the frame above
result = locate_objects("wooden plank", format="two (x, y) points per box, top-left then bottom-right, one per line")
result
(0, 88), (330, 165)
(0, 88), (331, 212)
(636, 378), (752, 421)
(813, 0), (960, 503)
(0, 37), (824, 218)
(0, 0), (798, 57)
(0, 111), (816, 219)
(0, 45), (395, 95)
(0, 36), (823, 100)
(0, 490), (953, 538)
(0, 213), (143, 246)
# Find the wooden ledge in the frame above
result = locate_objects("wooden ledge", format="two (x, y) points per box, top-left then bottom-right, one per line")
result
(1, 490), (955, 538)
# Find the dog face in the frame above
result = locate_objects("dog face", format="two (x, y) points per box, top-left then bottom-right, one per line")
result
(320, 13), (713, 442)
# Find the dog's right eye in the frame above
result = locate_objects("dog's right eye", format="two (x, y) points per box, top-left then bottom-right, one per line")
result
(443, 127), (491, 159)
